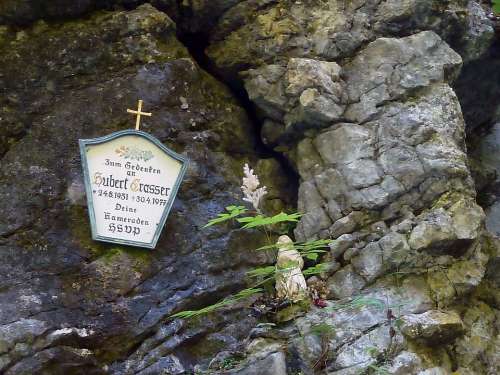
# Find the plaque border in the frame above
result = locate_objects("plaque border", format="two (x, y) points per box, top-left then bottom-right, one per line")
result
(79, 129), (188, 249)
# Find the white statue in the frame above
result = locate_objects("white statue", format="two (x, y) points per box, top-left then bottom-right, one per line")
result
(275, 235), (308, 302)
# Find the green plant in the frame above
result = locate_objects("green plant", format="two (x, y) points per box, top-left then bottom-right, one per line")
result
(221, 359), (235, 369)
(310, 323), (335, 370)
(170, 288), (263, 319)
(203, 205), (248, 227)
(326, 296), (386, 312)
(310, 322), (335, 338)
(217, 356), (242, 371)
(257, 238), (330, 261)
(170, 164), (331, 320)
(494, 0), (500, 14)
(365, 346), (381, 358)
(197, 353), (246, 374)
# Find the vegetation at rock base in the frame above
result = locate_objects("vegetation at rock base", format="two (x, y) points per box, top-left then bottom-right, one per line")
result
(171, 165), (330, 320)
(170, 207), (331, 320)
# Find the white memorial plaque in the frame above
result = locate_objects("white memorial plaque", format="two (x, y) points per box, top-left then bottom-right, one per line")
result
(79, 129), (188, 249)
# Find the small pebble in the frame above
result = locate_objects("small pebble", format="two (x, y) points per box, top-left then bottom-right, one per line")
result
(180, 96), (189, 110)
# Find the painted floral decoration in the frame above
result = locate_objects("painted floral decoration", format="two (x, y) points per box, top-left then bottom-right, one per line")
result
(115, 145), (154, 162)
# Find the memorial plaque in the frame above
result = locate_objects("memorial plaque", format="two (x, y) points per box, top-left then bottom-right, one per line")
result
(79, 101), (188, 249)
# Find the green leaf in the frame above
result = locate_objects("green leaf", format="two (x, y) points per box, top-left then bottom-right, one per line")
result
(310, 323), (335, 337)
(295, 239), (331, 251)
(204, 205), (248, 227)
(305, 253), (319, 261)
(295, 239), (330, 262)
(365, 346), (380, 358)
(246, 266), (276, 279)
(256, 238), (330, 253)
(303, 262), (330, 275)
(236, 216), (259, 223)
(170, 288), (263, 319)
(494, 0), (500, 14)
(237, 212), (302, 229)
(300, 249), (327, 256)
(255, 243), (279, 251)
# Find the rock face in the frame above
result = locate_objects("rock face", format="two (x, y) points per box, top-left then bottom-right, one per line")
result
(0, 4), (293, 374)
(399, 310), (465, 344)
(203, 0), (499, 374)
(1, 0), (500, 374)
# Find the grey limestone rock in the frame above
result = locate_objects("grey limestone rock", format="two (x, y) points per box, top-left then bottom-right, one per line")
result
(1, 0), (499, 373)
(399, 310), (465, 344)
(329, 234), (356, 259)
(313, 124), (373, 166)
(135, 355), (185, 375)
(0, 319), (48, 363)
(229, 342), (287, 375)
(351, 242), (384, 282)
(385, 351), (424, 375)
(327, 265), (366, 299)
(243, 58), (347, 141)
(331, 324), (404, 371)
(417, 367), (451, 375)
(409, 199), (484, 254)
(343, 31), (463, 123)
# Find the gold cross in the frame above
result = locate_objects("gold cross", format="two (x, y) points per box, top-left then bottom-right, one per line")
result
(127, 100), (152, 131)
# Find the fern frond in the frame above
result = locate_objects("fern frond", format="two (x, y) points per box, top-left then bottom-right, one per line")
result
(170, 288), (263, 319)
(204, 205), (248, 227)
(246, 266), (276, 278)
(237, 212), (302, 229)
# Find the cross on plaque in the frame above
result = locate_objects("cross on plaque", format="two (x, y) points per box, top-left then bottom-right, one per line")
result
(127, 100), (152, 131)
